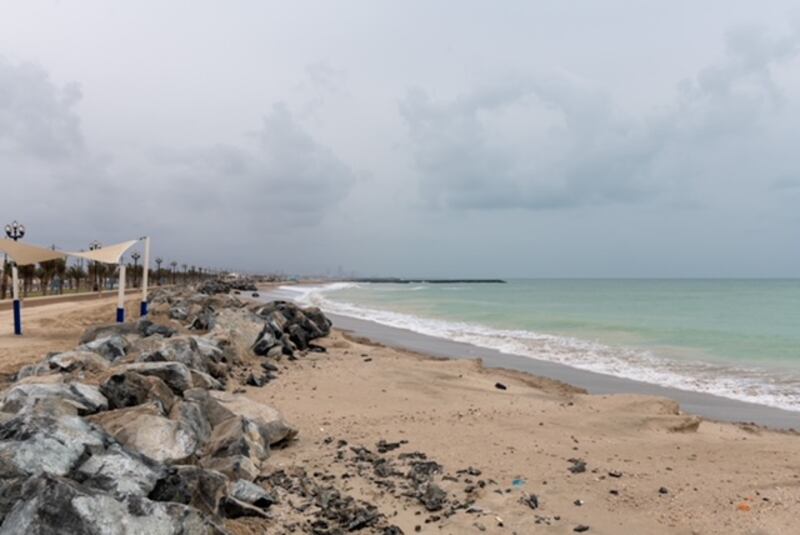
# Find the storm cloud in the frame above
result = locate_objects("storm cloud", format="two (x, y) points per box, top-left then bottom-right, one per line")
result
(0, 2), (798, 277)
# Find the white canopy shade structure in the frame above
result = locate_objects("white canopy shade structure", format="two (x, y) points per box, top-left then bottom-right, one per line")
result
(66, 239), (146, 324)
(0, 239), (68, 335)
(66, 239), (139, 265)
(0, 238), (66, 266)
(1, 237), (151, 334)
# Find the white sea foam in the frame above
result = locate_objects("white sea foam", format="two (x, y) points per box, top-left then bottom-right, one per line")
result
(279, 283), (800, 412)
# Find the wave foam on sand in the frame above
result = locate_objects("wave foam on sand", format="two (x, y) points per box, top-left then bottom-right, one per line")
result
(278, 283), (800, 413)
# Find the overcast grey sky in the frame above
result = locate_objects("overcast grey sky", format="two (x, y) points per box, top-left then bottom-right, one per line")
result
(1, 1), (798, 277)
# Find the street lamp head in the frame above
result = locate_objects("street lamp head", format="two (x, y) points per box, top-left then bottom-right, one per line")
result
(89, 240), (101, 250)
(5, 221), (25, 241)
(131, 252), (141, 261)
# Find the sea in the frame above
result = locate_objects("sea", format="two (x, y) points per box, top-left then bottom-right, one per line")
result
(280, 280), (800, 412)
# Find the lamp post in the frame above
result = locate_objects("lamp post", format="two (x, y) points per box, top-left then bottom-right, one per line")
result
(155, 257), (163, 286)
(131, 252), (141, 288)
(89, 241), (101, 292)
(4, 221), (25, 335)
(170, 261), (177, 285)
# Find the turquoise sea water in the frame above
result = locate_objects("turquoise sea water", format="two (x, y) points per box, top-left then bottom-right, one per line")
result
(284, 280), (800, 411)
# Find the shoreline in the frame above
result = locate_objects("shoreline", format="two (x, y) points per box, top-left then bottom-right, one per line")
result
(329, 312), (799, 430)
(259, 287), (798, 430)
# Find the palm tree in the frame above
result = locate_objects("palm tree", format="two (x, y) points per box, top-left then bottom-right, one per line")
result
(155, 258), (163, 286)
(170, 261), (177, 285)
(67, 265), (86, 292)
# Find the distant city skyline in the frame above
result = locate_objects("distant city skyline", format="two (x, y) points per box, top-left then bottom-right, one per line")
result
(1, 1), (799, 278)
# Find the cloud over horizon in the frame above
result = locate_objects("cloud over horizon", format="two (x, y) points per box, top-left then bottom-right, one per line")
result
(0, 2), (798, 277)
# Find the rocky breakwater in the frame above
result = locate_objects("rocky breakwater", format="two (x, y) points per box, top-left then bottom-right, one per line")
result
(0, 283), (332, 534)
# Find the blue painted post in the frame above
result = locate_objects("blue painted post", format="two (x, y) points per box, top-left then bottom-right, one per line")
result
(116, 263), (126, 323)
(140, 237), (149, 316)
(11, 264), (21, 335)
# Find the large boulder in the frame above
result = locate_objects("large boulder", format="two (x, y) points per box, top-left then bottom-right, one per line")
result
(0, 404), (106, 477)
(208, 391), (296, 446)
(136, 336), (212, 375)
(0, 383), (108, 416)
(80, 336), (130, 362)
(16, 351), (110, 380)
(72, 443), (165, 499)
(0, 474), (226, 534)
(199, 417), (266, 482)
(89, 403), (201, 464)
(114, 362), (193, 395)
(100, 371), (176, 412)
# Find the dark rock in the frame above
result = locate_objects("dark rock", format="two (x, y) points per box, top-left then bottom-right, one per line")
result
(116, 362), (194, 394)
(137, 319), (178, 338)
(79, 322), (140, 344)
(228, 479), (276, 510)
(659, 486), (669, 495)
(522, 494), (539, 510)
(100, 371), (176, 412)
(0, 474), (226, 534)
(418, 483), (446, 511)
(245, 373), (269, 387)
(219, 495), (269, 519)
(574, 525), (590, 533)
(81, 335), (129, 362)
(608, 470), (623, 478)
(494, 382), (507, 390)
(148, 465), (228, 517)
(568, 458), (586, 474)
(169, 307), (189, 321)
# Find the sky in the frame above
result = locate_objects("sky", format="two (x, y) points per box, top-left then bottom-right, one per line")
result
(0, 1), (799, 278)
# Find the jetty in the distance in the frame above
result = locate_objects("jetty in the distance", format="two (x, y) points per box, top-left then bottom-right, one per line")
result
(348, 278), (507, 284)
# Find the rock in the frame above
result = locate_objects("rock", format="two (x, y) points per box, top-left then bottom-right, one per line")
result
(0, 382), (108, 416)
(181, 389), (235, 428)
(252, 328), (279, 356)
(169, 401), (212, 447)
(137, 336), (211, 374)
(659, 486), (669, 494)
(245, 373), (268, 387)
(100, 371), (176, 412)
(72, 443), (165, 499)
(494, 382), (507, 390)
(169, 307), (189, 321)
(16, 351), (110, 380)
(208, 391), (296, 447)
(418, 483), (446, 511)
(574, 526), (590, 533)
(138, 320), (178, 338)
(200, 456), (259, 483)
(0, 404), (106, 477)
(81, 335), (130, 362)
(115, 362), (194, 394)
(148, 465), (227, 518)
(79, 323), (140, 344)
(568, 458), (586, 474)
(219, 496), (269, 519)
(90, 403), (201, 464)
(190, 370), (223, 391)
(228, 479), (275, 510)
(201, 416), (267, 473)
(0, 474), (226, 534)
(522, 494), (539, 510)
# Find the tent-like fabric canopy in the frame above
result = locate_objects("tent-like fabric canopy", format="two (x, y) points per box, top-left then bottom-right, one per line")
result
(0, 239), (67, 266)
(67, 240), (139, 265)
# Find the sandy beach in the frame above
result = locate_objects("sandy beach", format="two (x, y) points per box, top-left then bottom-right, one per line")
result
(0, 290), (797, 534)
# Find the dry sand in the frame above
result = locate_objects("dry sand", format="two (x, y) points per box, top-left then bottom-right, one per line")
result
(1, 296), (798, 534)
